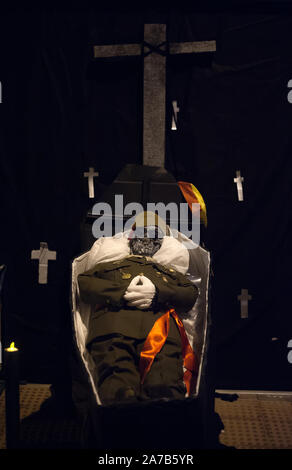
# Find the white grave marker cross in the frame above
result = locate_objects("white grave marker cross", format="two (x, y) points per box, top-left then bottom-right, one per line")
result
(171, 100), (180, 130)
(84, 167), (99, 199)
(31, 242), (57, 284)
(234, 170), (244, 201)
(238, 288), (252, 319)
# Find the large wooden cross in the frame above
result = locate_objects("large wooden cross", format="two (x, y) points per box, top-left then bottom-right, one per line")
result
(94, 24), (216, 168)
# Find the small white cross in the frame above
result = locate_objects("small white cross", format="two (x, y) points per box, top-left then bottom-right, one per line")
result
(234, 170), (244, 201)
(84, 167), (99, 199)
(31, 242), (57, 284)
(171, 100), (180, 130)
(238, 288), (252, 319)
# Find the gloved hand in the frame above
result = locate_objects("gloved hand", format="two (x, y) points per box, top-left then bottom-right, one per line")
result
(124, 275), (156, 309)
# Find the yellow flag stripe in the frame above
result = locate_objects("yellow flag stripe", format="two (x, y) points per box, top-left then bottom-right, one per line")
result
(190, 183), (207, 227)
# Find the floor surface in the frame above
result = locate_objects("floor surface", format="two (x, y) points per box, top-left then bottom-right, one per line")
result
(0, 384), (292, 450)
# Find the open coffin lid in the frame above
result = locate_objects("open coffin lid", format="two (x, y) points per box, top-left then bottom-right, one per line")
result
(71, 227), (210, 408)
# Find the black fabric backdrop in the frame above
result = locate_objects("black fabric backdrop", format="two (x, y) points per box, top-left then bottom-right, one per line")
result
(0, 7), (291, 391)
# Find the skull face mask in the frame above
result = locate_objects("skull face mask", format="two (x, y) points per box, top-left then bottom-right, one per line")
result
(129, 226), (163, 258)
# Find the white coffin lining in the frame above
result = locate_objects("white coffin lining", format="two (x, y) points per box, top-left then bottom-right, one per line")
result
(71, 230), (210, 404)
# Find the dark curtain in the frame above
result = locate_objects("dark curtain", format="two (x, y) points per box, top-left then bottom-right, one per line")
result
(166, 10), (292, 389)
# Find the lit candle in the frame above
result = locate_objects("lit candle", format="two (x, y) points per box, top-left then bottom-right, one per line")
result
(6, 342), (18, 352)
(4, 341), (20, 449)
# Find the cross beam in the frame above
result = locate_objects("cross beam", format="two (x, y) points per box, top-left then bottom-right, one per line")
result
(94, 24), (216, 168)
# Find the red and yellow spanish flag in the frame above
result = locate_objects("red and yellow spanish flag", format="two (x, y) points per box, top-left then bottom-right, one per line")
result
(178, 181), (207, 228)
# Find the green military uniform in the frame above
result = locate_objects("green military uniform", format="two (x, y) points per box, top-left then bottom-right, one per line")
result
(78, 255), (198, 404)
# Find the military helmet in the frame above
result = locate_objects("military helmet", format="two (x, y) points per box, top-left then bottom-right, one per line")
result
(131, 211), (170, 238)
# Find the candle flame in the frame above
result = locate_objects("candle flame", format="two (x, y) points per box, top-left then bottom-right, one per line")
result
(6, 341), (18, 352)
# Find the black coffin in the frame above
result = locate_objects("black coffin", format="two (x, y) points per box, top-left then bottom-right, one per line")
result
(72, 165), (217, 449)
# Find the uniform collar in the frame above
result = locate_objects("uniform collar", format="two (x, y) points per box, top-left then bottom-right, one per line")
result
(125, 254), (154, 264)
